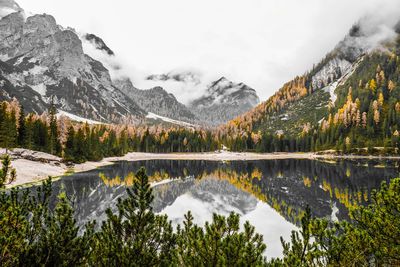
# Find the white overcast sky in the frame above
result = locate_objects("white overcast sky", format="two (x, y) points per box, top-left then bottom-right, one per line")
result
(17, 0), (400, 103)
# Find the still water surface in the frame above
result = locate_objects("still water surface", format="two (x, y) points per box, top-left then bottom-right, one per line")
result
(41, 159), (399, 258)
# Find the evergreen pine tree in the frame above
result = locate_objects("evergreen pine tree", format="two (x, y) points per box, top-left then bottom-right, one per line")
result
(9, 110), (17, 149)
(33, 120), (49, 152)
(64, 126), (76, 162)
(119, 130), (128, 156)
(0, 155), (16, 189)
(48, 99), (62, 156)
(74, 128), (86, 163)
(17, 105), (26, 147)
(24, 114), (34, 150)
(21, 191), (94, 266)
(0, 104), (17, 153)
(93, 167), (177, 266)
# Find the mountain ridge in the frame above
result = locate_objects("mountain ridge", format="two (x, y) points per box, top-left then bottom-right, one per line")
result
(0, 1), (259, 126)
(147, 72), (260, 126)
(0, 10), (145, 123)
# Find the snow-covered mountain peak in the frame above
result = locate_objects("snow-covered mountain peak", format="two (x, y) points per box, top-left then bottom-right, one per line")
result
(335, 15), (399, 62)
(203, 76), (259, 106)
(189, 77), (260, 126)
(0, 5), (145, 123)
(208, 76), (232, 93)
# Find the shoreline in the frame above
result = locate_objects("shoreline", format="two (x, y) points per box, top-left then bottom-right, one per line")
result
(4, 150), (400, 188)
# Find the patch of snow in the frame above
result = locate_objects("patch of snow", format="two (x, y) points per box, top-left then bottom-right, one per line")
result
(330, 202), (339, 222)
(30, 84), (47, 96)
(151, 179), (173, 188)
(146, 112), (195, 128)
(28, 57), (38, 63)
(280, 114), (290, 121)
(208, 82), (242, 105)
(57, 110), (102, 124)
(0, 54), (9, 61)
(89, 105), (107, 121)
(337, 56), (364, 87)
(6, 73), (23, 87)
(322, 82), (338, 105)
(88, 188), (98, 198)
(312, 57), (352, 90)
(23, 65), (47, 76)
(89, 104), (98, 113)
(320, 56), (364, 107)
(15, 55), (25, 65)
(112, 98), (129, 112)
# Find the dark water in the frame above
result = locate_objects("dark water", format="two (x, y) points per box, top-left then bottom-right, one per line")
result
(33, 159), (399, 258)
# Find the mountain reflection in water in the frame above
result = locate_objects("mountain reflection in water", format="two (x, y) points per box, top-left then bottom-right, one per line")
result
(33, 159), (399, 258)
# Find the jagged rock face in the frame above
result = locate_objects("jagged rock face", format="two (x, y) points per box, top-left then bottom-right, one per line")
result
(0, 11), (145, 123)
(145, 72), (260, 125)
(190, 77), (260, 126)
(0, 2), (259, 126)
(311, 57), (352, 90)
(84, 33), (114, 56)
(115, 78), (196, 121)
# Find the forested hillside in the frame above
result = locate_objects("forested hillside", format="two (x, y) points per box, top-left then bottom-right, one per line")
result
(0, 100), (219, 163)
(217, 23), (400, 154)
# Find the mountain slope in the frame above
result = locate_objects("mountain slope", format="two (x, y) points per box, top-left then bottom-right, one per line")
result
(146, 72), (260, 126)
(219, 17), (400, 153)
(0, 4), (145, 123)
(84, 33), (115, 56)
(114, 78), (196, 122)
(220, 17), (398, 137)
(189, 77), (260, 126)
(0, 1), (260, 127)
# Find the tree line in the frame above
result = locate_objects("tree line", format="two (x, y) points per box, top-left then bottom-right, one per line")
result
(0, 100), (219, 163)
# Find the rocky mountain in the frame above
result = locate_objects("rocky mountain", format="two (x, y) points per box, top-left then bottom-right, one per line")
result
(84, 33), (115, 56)
(190, 77), (260, 126)
(114, 78), (197, 122)
(0, 2), (145, 123)
(147, 72), (260, 126)
(0, 1), (261, 127)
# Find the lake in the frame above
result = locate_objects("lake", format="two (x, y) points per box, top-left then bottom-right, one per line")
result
(38, 158), (400, 258)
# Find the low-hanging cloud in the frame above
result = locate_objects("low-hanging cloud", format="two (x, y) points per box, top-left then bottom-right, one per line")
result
(338, 2), (400, 58)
